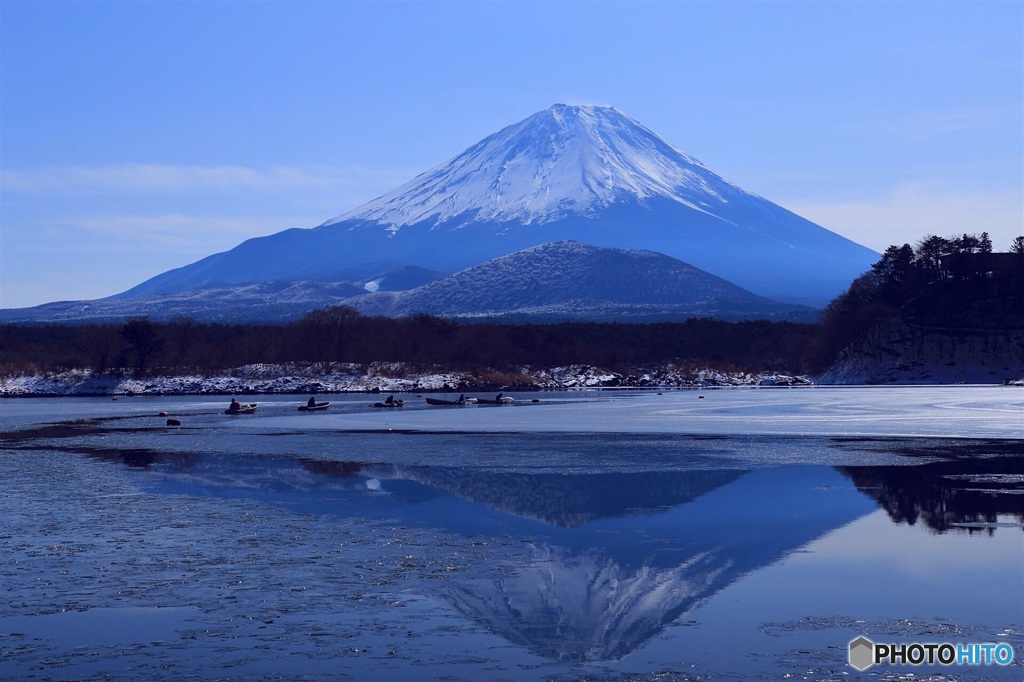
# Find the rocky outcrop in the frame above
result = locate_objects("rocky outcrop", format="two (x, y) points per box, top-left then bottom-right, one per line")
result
(817, 318), (1024, 384)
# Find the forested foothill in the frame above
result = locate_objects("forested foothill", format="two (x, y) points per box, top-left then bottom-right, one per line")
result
(805, 233), (1024, 373)
(2, 233), (1021, 384)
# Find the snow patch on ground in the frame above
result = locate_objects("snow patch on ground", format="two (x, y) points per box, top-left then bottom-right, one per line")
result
(0, 362), (811, 397)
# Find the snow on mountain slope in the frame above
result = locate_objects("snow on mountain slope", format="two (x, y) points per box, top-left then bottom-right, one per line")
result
(324, 104), (738, 228)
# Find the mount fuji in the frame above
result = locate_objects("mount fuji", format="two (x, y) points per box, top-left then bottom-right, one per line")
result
(119, 104), (876, 307)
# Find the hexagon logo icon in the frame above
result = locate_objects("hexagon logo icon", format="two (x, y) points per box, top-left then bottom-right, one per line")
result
(849, 636), (874, 671)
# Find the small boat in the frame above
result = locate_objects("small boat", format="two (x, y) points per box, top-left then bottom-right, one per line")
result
(298, 402), (330, 411)
(225, 403), (257, 415)
(425, 395), (475, 406)
(475, 393), (514, 405)
(371, 399), (404, 408)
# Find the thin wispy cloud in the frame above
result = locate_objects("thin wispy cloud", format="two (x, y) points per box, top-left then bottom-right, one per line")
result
(67, 213), (322, 250)
(787, 182), (1023, 252)
(0, 163), (411, 197)
(1, 212), (327, 305)
(870, 106), (1018, 140)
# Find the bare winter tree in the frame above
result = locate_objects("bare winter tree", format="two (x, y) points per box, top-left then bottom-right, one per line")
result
(119, 317), (163, 376)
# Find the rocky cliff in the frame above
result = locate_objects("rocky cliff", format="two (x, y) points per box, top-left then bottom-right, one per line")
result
(817, 318), (1024, 384)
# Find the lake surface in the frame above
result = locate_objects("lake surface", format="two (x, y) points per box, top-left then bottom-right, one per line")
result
(2, 387), (1022, 680)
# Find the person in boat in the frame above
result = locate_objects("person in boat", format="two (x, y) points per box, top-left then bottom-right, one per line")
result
(495, 393), (503, 401)
(307, 396), (317, 408)
(229, 398), (241, 412)
(384, 394), (395, 405)
(457, 393), (466, 404)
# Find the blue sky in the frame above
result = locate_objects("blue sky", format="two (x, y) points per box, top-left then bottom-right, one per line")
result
(2, 0), (1021, 309)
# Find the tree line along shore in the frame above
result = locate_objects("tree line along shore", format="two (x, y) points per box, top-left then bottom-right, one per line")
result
(1, 314), (814, 381)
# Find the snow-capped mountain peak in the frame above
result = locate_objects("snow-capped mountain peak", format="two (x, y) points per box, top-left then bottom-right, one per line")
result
(324, 104), (744, 229)
(113, 103), (877, 307)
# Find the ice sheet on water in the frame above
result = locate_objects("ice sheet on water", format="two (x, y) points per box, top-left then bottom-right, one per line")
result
(240, 386), (1024, 440)
(2, 390), (1021, 475)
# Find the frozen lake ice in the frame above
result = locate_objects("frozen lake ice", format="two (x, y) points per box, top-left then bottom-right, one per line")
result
(243, 385), (1024, 438)
(1, 386), (1021, 680)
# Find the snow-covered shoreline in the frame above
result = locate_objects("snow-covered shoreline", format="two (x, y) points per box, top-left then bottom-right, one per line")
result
(0, 362), (813, 397)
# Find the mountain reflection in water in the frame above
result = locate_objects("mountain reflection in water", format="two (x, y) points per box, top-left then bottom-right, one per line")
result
(86, 445), (1023, 665)
(423, 466), (873, 662)
(136, 454), (851, 661)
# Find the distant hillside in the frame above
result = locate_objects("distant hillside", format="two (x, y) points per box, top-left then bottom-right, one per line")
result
(344, 241), (817, 322)
(812, 234), (1024, 384)
(0, 280), (366, 324)
(0, 242), (816, 324)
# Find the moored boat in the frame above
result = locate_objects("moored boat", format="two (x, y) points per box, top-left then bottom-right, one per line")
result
(475, 393), (514, 405)
(425, 394), (475, 406)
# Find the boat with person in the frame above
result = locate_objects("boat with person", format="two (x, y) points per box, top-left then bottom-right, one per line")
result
(298, 402), (330, 411)
(225, 402), (257, 415)
(475, 393), (514, 405)
(424, 394), (476, 406)
(372, 395), (405, 408)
